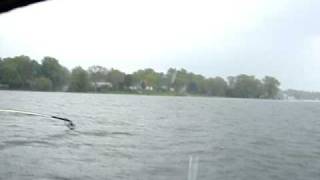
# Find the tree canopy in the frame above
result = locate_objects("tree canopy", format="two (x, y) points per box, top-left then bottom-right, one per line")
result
(41, 57), (69, 90)
(69, 67), (91, 92)
(0, 55), (281, 99)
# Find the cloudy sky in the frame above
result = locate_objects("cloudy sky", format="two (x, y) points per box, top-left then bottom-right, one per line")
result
(0, 0), (320, 91)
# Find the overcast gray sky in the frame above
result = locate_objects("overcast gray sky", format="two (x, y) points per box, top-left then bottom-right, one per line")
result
(0, 0), (320, 91)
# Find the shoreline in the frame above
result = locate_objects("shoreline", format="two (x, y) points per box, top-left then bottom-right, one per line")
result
(0, 89), (298, 101)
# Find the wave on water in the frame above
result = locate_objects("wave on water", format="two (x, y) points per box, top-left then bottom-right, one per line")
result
(0, 140), (55, 150)
(76, 130), (134, 137)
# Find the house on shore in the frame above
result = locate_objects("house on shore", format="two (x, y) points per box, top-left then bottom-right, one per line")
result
(92, 82), (113, 92)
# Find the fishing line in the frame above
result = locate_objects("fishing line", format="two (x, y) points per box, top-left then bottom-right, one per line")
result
(0, 109), (75, 130)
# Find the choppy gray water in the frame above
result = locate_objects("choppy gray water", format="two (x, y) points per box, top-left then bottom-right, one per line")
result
(0, 91), (320, 180)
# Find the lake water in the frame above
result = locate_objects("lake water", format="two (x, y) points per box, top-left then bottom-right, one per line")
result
(0, 91), (320, 180)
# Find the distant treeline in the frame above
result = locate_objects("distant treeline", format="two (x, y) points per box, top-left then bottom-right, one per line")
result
(283, 89), (320, 100)
(0, 55), (281, 99)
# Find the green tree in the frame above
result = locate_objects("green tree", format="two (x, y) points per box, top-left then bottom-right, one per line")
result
(187, 73), (205, 94)
(164, 69), (206, 94)
(0, 56), (40, 89)
(227, 74), (263, 98)
(158, 73), (170, 91)
(169, 68), (189, 93)
(88, 65), (109, 90)
(187, 81), (199, 94)
(0, 58), (21, 88)
(124, 74), (133, 89)
(69, 66), (91, 92)
(262, 76), (280, 99)
(204, 77), (228, 96)
(166, 68), (177, 85)
(88, 65), (109, 82)
(106, 68), (125, 90)
(31, 77), (53, 91)
(132, 68), (162, 90)
(41, 57), (69, 90)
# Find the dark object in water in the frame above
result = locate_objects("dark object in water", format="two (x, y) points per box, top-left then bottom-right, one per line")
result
(0, 0), (48, 13)
(0, 109), (76, 130)
(51, 116), (75, 130)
